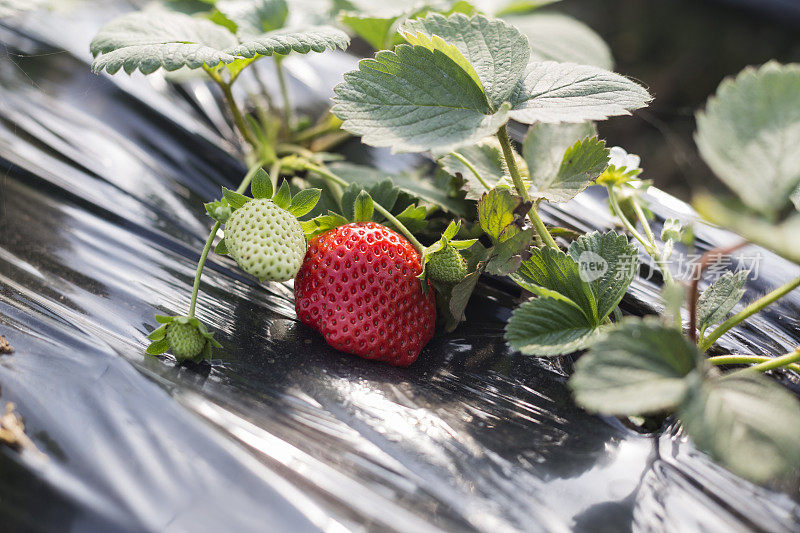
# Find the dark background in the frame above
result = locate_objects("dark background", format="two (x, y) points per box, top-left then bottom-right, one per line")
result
(560, 0), (800, 200)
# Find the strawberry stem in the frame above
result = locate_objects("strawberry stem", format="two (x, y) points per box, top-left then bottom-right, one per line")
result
(275, 57), (293, 134)
(496, 126), (558, 250)
(699, 275), (800, 352)
(188, 221), (221, 318)
(188, 162), (266, 318)
(205, 67), (259, 151)
(709, 353), (800, 374)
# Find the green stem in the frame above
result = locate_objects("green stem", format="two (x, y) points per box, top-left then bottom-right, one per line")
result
(372, 202), (425, 253)
(496, 126), (558, 250)
(699, 275), (800, 352)
(187, 160), (265, 318)
(189, 221), (221, 317)
(206, 68), (259, 150)
(303, 163), (425, 253)
(607, 185), (674, 285)
(607, 186), (651, 252)
(632, 196), (656, 245)
(275, 57), (292, 132)
(709, 354), (800, 374)
(451, 152), (492, 191)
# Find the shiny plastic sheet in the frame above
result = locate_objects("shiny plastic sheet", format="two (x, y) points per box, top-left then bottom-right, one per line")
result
(1, 7), (800, 532)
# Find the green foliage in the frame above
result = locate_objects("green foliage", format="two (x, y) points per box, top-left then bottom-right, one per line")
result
(505, 296), (598, 356)
(567, 231), (638, 320)
(697, 270), (748, 333)
(477, 187), (526, 242)
(214, 0), (288, 37)
(679, 374), (800, 483)
(569, 319), (700, 415)
(437, 138), (530, 200)
(333, 13), (650, 154)
(400, 13), (531, 108)
(325, 162), (471, 216)
(90, 8), (349, 75)
(332, 43), (510, 153)
(506, 231), (637, 355)
(503, 13), (612, 69)
(523, 122), (609, 202)
(696, 62), (800, 218)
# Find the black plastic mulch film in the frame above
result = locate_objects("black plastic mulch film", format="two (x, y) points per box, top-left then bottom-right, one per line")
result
(1, 5), (799, 533)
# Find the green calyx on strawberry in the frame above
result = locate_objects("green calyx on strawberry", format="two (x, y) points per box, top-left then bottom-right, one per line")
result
(146, 315), (221, 363)
(420, 220), (477, 285)
(294, 221), (436, 366)
(208, 169), (321, 282)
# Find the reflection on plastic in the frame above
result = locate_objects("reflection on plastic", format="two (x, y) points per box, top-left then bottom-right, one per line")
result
(0, 6), (799, 532)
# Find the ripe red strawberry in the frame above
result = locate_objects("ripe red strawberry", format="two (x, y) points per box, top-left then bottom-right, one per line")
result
(294, 222), (436, 366)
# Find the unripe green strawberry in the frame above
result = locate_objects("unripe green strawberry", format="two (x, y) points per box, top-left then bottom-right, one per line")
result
(224, 198), (306, 282)
(166, 322), (205, 361)
(426, 245), (467, 283)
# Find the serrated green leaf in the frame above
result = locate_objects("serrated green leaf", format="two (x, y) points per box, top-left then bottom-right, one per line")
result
(222, 187), (250, 209)
(505, 296), (598, 356)
(325, 162), (470, 216)
(697, 270), (748, 333)
(570, 318), (700, 415)
(438, 138), (530, 201)
(272, 180), (291, 209)
(250, 168), (273, 199)
(696, 62), (800, 217)
(568, 231), (637, 320)
(485, 228), (533, 275)
(503, 13), (613, 69)
(353, 190), (374, 222)
(523, 124), (609, 202)
(146, 337), (171, 355)
(90, 9), (239, 74)
(332, 44), (510, 153)
(514, 246), (598, 323)
(288, 188), (322, 217)
(400, 13), (530, 108)
(679, 374), (800, 483)
(523, 122), (595, 198)
(395, 204), (428, 233)
(215, 0), (288, 37)
(694, 194), (800, 265)
(90, 9), (348, 75)
(508, 61), (651, 124)
(226, 25), (350, 59)
(477, 187), (522, 242)
(215, 237), (229, 255)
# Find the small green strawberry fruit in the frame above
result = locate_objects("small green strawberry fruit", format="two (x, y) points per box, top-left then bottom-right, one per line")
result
(224, 198), (306, 282)
(146, 315), (222, 363)
(166, 322), (206, 361)
(426, 245), (467, 283)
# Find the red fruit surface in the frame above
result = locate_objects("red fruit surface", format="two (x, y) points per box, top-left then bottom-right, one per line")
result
(294, 222), (436, 366)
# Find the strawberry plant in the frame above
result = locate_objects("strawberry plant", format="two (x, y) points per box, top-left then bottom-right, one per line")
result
(89, 2), (800, 484)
